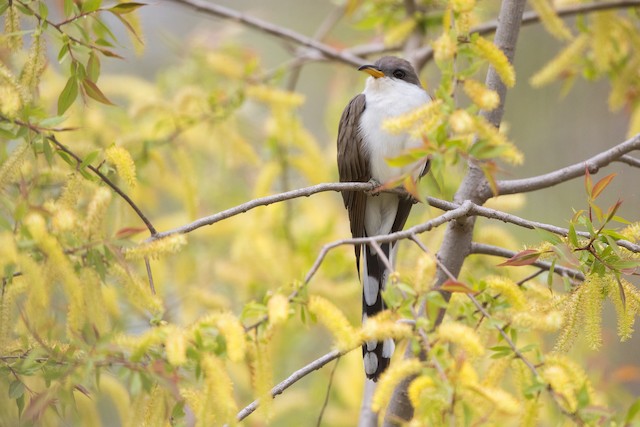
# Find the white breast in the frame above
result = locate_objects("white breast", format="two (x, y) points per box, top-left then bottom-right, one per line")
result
(358, 77), (431, 184)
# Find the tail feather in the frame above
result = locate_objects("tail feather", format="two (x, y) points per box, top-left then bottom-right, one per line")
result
(362, 242), (395, 381)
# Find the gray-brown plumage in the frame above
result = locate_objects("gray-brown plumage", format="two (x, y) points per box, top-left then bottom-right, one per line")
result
(337, 56), (430, 381)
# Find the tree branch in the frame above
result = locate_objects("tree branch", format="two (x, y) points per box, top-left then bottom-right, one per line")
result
(236, 349), (344, 422)
(469, 242), (585, 281)
(493, 133), (640, 197)
(413, 0), (640, 69)
(166, 0), (365, 67)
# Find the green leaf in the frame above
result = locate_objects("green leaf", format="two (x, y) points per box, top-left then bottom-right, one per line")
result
(9, 381), (25, 399)
(440, 279), (476, 293)
(80, 150), (99, 170)
(109, 2), (146, 14)
(568, 223), (578, 247)
(87, 52), (101, 83)
(82, 0), (102, 13)
(81, 79), (114, 106)
(57, 77), (78, 115)
(109, 10), (143, 44)
(38, 1), (49, 20)
(625, 398), (640, 424)
(63, 0), (75, 16)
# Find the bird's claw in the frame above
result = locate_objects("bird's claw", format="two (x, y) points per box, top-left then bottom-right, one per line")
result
(365, 179), (382, 196)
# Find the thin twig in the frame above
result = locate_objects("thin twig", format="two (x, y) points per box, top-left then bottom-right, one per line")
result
(303, 201), (474, 285)
(316, 357), (341, 427)
(166, 0), (364, 67)
(469, 242), (585, 281)
(236, 349), (344, 422)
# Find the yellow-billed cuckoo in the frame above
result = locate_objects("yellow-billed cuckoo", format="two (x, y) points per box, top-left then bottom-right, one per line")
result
(337, 56), (430, 381)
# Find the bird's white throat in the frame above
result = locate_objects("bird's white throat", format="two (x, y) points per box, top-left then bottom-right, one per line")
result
(358, 76), (430, 185)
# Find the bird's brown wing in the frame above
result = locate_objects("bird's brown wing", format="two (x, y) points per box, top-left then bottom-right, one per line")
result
(337, 94), (369, 269)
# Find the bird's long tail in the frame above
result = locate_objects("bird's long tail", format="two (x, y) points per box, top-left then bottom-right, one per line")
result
(361, 241), (396, 381)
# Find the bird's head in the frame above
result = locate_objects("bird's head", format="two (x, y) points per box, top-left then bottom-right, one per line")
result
(358, 56), (421, 87)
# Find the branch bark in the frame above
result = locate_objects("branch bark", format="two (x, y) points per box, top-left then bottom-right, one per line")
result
(166, 0), (365, 67)
(493, 133), (640, 197)
(235, 349), (343, 422)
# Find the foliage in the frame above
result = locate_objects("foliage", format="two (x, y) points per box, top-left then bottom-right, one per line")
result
(1, 0), (640, 426)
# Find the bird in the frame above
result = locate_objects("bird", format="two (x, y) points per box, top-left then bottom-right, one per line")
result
(337, 56), (431, 381)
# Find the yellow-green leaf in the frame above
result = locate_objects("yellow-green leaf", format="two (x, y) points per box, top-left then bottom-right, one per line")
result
(82, 79), (114, 106)
(58, 77), (78, 115)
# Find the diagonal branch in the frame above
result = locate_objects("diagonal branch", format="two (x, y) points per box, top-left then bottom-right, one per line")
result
(493, 133), (640, 197)
(166, 0), (364, 67)
(235, 349), (344, 422)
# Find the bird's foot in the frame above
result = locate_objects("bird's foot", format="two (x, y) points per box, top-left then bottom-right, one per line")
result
(365, 179), (382, 196)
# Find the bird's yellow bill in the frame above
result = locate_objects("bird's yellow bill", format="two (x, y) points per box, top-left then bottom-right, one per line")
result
(358, 65), (385, 78)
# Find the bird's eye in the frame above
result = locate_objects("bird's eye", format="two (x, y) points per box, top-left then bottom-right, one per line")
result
(392, 69), (406, 79)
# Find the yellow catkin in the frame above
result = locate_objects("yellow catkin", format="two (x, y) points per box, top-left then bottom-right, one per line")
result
(541, 365), (576, 412)
(359, 316), (413, 343)
(200, 355), (237, 426)
(308, 295), (359, 351)
(246, 85), (305, 108)
(485, 276), (527, 310)
(546, 354), (597, 404)
(592, 12), (618, 73)
(554, 288), (582, 352)
(58, 173), (87, 209)
(620, 222), (640, 242)
(432, 32), (458, 63)
(372, 359), (422, 412)
(80, 269), (109, 334)
(449, 109), (475, 134)
(521, 397), (540, 427)
(628, 104), (640, 138)
(124, 234), (187, 260)
(382, 99), (443, 136)
(141, 385), (167, 427)
(251, 340), (273, 420)
(0, 142), (30, 191)
(512, 311), (563, 331)
(215, 312), (246, 363)
(84, 187), (112, 237)
(165, 325), (187, 366)
(452, 0), (475, 13)
(3, 5), (22, 51)
(528, 0), (572, 41)
(463, 79), (500, 111)
(20, 254), (50, 330)
(25, 214), (85, 334)
(530, 34), (589, 87)
(116, 328), (166, 362)
(205, 52), (245, 79)
(0, 63), (23, 117)
(106, 146), (137, 188)
(110, 264), (164, 316)
(436, 322), (485, 356)
(408, 375), (436, 409)
(482, 358), (510, 387)
(20, 27), (47, 93)
(473, 37), (516, 88)
(384, 19), (417, 46)
(267, 293), (289, 326)
(465, 384), (521, 415)
(99, 375), (132, 424)
(472, 115), (524, 165)
(583, 275), (604, 350)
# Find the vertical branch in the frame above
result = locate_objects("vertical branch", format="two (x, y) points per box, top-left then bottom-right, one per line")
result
(383, 0), (527, 423)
